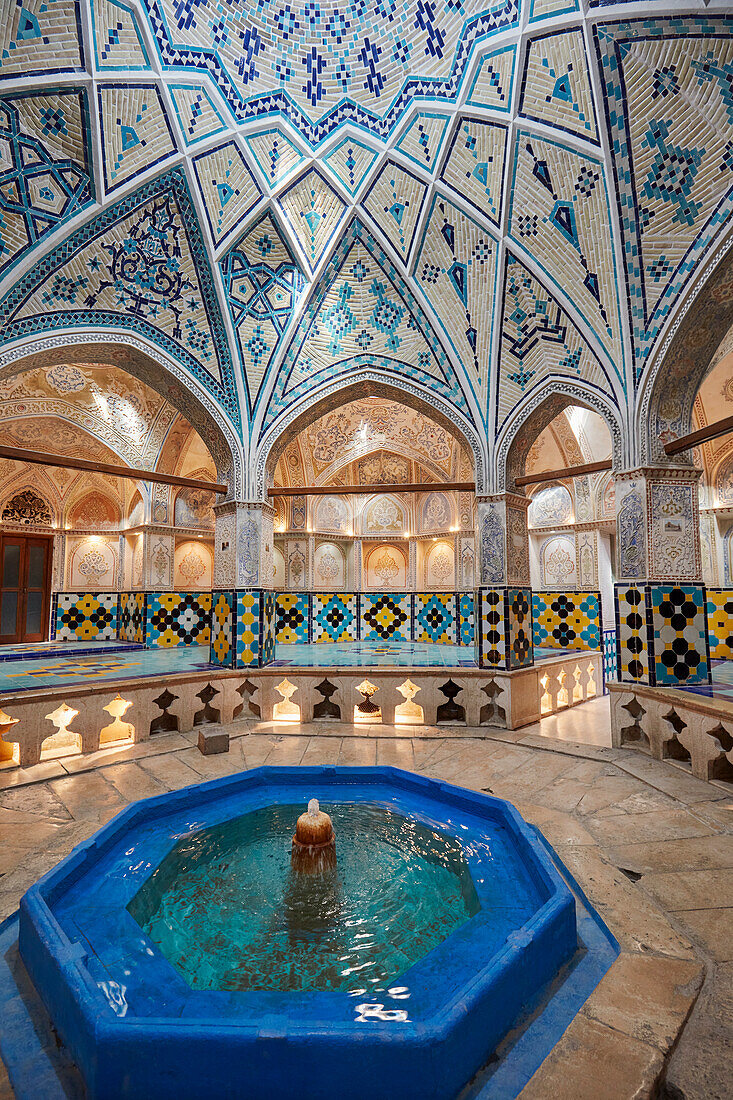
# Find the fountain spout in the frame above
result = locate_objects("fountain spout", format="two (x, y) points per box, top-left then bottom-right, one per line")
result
(293, 799), (335, 851)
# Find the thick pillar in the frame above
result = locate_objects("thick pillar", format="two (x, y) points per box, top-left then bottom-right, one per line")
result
(475, 494), (532, 669)
(615, 468), (710, 686)
(210, 501), (276, 669)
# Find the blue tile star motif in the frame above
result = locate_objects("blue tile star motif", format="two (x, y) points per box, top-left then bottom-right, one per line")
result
(221, 212), (305, 409)
(0, 90), (93, 279)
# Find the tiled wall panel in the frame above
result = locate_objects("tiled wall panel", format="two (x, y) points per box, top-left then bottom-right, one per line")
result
(414, 593), (457, 643)
(55, 593), (118, 641)
(145, 592), (212, 647)
(533, 591), (601, 650)
(361, 593), (411, 641)
(706, 589), (733, 659)
(312, 593), (358, 642)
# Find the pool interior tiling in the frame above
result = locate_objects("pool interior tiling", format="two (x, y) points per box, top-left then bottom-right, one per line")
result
(0, 641), (587, 693)
(0, 646), (213, 693)
(271, 640), (477, 667)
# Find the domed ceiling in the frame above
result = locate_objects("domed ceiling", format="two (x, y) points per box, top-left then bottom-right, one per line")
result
(0, 0), (731, 484)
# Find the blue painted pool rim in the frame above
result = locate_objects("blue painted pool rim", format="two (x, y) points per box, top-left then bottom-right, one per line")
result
(19, 766), (578, 1100)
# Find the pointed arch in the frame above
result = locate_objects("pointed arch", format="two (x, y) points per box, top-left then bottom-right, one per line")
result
(496, 381), (624, 493)
(256, 375), (485, 498)
(0, 335), (243, 496)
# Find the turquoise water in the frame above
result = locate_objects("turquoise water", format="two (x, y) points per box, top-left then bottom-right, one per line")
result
(272, 639), (477, 667)
(129, 803), (491, 994)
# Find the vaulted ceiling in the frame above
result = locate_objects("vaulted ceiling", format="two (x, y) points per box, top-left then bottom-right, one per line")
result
(0, 0), (731, 473)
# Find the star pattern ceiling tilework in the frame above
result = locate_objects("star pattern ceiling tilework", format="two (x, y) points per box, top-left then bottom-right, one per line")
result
(396, 113), (451, 173)
(265, 218), (465, 433)
(277, 166), (347, 273)
(91, 0), (149, 70)
(595, 16), (733, 373)
(466, 45), (516, 111)
(362, 160), (428, 261)
(191, 140), (262, 246)
(509, 131), (624, 380)
(169, 84), (227, 146)
(0, 89), (93, 278)
(0, 169), (239, 422)
(221, 212), (305, 409)
(414, 194), (497, 407)
(322, 138), (378, 196)
(497, 251), (613, 430)
(98, 83), (176, 191)
(530, 0), (579, 22)
(439, 116), (508, 228)
(137, 0), (519, 143)
(0, 4), (730, 464)
(0, 0), (83, 81)
(244, 129), (306, 190)
(519, 27), (599, 144)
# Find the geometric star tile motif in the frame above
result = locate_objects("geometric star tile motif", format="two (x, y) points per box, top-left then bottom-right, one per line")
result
(466, 45), (516, 112)
(509, 131), (623, 377)
(414, 194), (497, 406)
(312, 593), (356, 642)
(651, 584), (709, 686)
(498, 252), (612, 431)
(508, 588), (533, 669)
(56, 592), (117, 641)
(396, 113), (451, 173)
(520, 28), (599, 144)
(0, 90), (93, 278)
(269, 219), (458, 425)
(209, 590), (234, 666)
(98, 84), (176, 192)
(362, 160), (428, 260)
(91, 0), (150, 70)
(706, 589), (733, 659)
(169, 84), (226, 147)
(361, 594), (410, 640)
(533, 591), (601, 649)
(146, 592), (211, 647)
(615, 584), (651, 684)
(275, 592), (309, 643)
(140, 0), (518, 143)
(595, 18), (733, 371)
(1, 170), (241, 424)
(0, 0), (83, 79)
(221, 212), (305, 408)
(414, 593), (456, 643)
(277, 167), (347, 274)
(192, 140), (262, 246)
(244, 129), (306, 189)
(476, 587), (532, 669)
(322, 137), (378, 197)
(439, 116), (508, 227)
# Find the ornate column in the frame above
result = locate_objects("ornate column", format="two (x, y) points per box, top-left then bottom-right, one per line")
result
(475, 494), (533, 669)
(352, 539), (363, 592)
(210, 501), (275, 669)
(615, 467), (710, 686)
(408, 538), (417, 590)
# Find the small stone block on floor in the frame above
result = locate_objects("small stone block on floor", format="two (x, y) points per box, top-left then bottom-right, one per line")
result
(198, 730), (229, 756)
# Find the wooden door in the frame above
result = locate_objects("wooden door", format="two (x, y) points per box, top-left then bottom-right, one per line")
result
(0, 535), (53, 644)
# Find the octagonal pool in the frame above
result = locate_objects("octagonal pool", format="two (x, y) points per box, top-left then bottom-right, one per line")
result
(19, 767), (578, 1100)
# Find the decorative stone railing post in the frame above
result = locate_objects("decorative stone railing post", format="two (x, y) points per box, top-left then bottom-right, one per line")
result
(614, 467), (710, 687)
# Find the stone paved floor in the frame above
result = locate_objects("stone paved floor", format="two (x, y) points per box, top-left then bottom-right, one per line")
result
(0, 696), (731, 1099)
